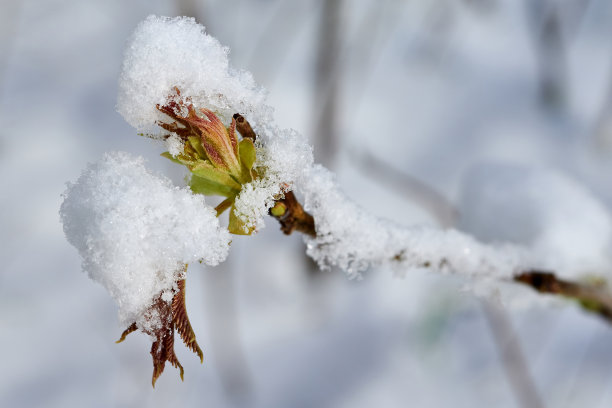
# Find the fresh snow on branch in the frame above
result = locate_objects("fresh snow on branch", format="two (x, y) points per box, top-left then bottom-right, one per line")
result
(60, 152), (230, 332)
(299, 165), (534, 280)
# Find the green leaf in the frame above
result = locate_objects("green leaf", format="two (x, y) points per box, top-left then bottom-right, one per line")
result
(238, 139), (256, 170)
(228, 204), (255, 235)
(191, 161), (243, 189)
(237, 139), (256, 183)
(161, 151), (184, 165)
(188, 136), (207, 159)
(214, 197), (234, 217)
(190, 174), (241, 197)
(189, 161), (242, 197)
(161, 151), (197, 166)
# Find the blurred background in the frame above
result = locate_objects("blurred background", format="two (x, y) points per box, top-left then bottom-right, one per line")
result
(3, 0), (612, 407)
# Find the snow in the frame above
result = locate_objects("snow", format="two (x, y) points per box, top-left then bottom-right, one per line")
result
(233, 128), (314, 231)
(117, 15), (271, 134)
(59, 151), (230, 332)
(299, 165), (533, 281)
(165, 134), (184, 157)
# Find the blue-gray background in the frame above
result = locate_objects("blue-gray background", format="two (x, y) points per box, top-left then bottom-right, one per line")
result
(2, 0), (612, 407)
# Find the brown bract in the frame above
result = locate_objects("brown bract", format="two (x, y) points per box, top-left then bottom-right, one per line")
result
(117, 278), (203, 387)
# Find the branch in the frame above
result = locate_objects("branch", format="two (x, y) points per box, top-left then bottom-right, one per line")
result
(269, 191), (316, 237)
(514, 271), (612, 324)
(270, 198), (612, 324)
(232, 113), (257, 141)
(235, 115), (612, 326)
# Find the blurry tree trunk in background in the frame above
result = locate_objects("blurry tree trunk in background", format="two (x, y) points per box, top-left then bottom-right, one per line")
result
(595, 74), (612, 150)
(175, 0), (207, 28)
(461, 0), (498, 12)
(483, 301), (546, 408)
(312, 0), (343, 169)
(203, 262), (252, 402)
(525, 0), (566, 110)
(0, 0), (21, 108)
(356, 150), (458, 227)
(595, 45), (612, 150)
(304, 0), (344, 281)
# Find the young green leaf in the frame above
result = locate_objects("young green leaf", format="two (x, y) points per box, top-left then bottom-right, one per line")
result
(161, 151), (197, 166)
(188, 136), (207, 160)
(189, 175), (241, 197)
(238, 139), (256, 170)
(189, 161), (242, 197)
(228, 204), (255, 235)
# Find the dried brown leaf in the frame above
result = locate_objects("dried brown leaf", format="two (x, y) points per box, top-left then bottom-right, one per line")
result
(172, 279), (204, 363)
(115, 322), (137, 343)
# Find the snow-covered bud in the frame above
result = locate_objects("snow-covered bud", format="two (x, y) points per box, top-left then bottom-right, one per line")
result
(157, 95), (245, 181)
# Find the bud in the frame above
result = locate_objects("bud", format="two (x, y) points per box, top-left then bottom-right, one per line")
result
(157, 95), (243, 182)
(156, 89), (260, 235)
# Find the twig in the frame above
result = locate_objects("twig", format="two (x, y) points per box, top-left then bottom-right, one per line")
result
(270, 191), (316, 237)
(514, 271), (612, 324)
(270, 192), (612, 325)
(270, 197), (612, 324)
(234, 113), (612, 325)
(233, 113), (257, 141)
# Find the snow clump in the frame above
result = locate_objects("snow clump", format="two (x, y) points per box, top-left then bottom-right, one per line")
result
(299, 165), (534, 280)
(117, 15), (271, 133)
(232, 128), (314, 232)
(60, 152), (230, 331)
(117, 15), (313, 233)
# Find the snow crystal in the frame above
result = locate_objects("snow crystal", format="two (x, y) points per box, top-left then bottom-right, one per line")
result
(165, 134), (184, 157)
(117, 15), (271, 133)
(232, 128), (314, 230)
(255, 128), (314, 185)
(459, 163), (612, 279)
(299, 165), (533, 281)
(232, 179), (276, 233)
(60, 152), (230, 332)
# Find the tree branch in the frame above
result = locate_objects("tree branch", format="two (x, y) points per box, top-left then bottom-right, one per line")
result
(235, 114), (612, 326)
(270, 191), (316, 237)
(514, 271), (612, 324)
(269, 197), (612, 325)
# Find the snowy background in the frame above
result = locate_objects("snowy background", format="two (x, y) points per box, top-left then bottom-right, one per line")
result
(3, 0), (612, 407)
